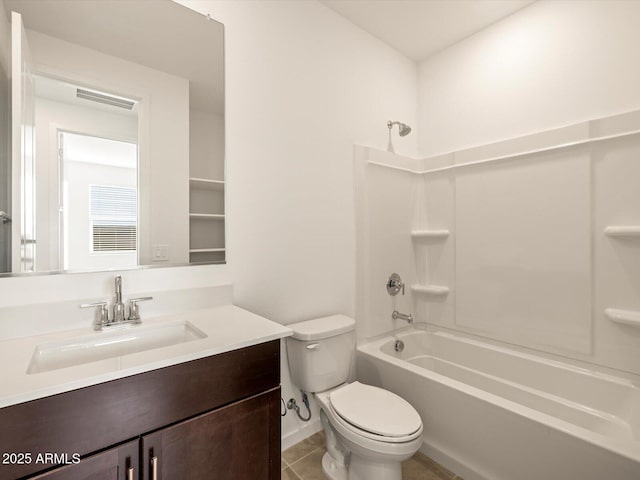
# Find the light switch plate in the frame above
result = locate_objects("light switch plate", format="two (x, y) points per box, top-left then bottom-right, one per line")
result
(152, 244), (169, 262)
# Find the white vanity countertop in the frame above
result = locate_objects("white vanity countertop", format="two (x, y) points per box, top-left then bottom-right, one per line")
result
(0, 305), (292, 409)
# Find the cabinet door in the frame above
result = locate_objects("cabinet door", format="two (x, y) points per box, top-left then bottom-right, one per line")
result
(142, 387), (280, 480)
(30, 439), (138, 480)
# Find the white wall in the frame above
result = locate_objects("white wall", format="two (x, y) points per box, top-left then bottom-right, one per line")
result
(179, 0), (418, 443)
(417, 0), (640, 156)
(190, 109), (224, 181)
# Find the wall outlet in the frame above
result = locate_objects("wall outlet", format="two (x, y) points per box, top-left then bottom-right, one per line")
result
(152, 244), (169, 262)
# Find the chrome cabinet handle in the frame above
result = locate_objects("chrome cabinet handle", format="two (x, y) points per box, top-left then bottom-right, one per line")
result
(127, 466), (134, 480)
(151, 455), (158, 480)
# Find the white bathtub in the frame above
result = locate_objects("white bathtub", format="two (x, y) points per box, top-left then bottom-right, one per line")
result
(356, 328), (640, 480)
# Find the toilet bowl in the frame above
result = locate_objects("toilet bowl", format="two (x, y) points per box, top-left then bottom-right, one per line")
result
(286, 315), (423, 480)
(316, 382), (423, 480)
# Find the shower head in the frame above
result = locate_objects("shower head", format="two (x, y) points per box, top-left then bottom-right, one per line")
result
(387, 120), (412, 137)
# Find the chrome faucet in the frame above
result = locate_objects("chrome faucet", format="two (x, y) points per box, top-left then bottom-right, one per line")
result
(81, 276), (153, 330)
(113, 276), (126, 323)
(392, 310), (413, 324)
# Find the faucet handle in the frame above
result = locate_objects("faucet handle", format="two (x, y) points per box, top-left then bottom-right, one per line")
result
(387, 273), (405, 296)
(80, 301), (109, 330)
(128, 297), (153, 322)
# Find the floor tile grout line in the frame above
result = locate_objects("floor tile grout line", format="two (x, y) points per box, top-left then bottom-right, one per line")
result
(289, 446), (324, 480)
(287, 461), (303, 479)
(289, 446), (324, 467)
(283, 466), (303, 480)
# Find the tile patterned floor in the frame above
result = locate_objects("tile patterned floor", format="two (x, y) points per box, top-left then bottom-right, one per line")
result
(282, 431), (464, 480)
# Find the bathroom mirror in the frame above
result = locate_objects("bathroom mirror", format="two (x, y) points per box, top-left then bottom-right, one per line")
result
(0, 0), (224, 275)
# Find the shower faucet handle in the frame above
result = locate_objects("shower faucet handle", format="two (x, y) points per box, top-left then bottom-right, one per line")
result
(386, 273), (405, 296)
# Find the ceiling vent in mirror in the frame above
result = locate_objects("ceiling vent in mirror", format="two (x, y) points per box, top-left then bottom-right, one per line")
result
(76, 88), (136, 110)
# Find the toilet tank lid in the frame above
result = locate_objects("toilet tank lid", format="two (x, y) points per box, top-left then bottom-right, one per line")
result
(288, 315), (355, 341)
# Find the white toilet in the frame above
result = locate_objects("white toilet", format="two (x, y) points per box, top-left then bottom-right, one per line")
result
(286, 315), (423, 480)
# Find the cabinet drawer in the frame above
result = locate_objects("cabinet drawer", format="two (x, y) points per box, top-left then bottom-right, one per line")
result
(0, 340), (279, 479)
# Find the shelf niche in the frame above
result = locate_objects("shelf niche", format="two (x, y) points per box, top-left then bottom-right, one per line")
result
(603, 226), (640, 238)
(604, 308), (640, 327)
(411, 229), (450, 240)
(189, 177), (225, 264)
(411, 284), (450, 296)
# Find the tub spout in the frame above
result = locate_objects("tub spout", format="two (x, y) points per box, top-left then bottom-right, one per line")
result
(392, 310), (413, 323)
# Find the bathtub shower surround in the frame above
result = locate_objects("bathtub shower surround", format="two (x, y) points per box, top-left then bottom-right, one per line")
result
(354, 109), (640, 479)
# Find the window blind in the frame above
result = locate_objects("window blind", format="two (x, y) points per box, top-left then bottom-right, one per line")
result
(90, 185), (137, 252)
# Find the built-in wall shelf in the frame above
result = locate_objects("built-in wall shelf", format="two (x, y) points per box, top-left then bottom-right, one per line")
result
(411, 284), (450, 296)
(189, 117), (225, 264)
(189, 177), (225, 189)
(604, 308), (640, 327)
(603, 226), (640, 238)
(411, 229), (450, 240)
(189, 213), (225, 219)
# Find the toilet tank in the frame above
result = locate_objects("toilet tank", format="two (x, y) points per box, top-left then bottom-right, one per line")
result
(286, 315), (355, 393)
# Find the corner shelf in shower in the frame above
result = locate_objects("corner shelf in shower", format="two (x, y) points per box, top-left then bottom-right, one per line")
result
(411, 284), (450, 296)
(603, 226), (640, 238)
(189, 177), (225, 189)
(411, 229), (450, 240)
(604, 308), (640, 327)
(189, 213), (225, 219)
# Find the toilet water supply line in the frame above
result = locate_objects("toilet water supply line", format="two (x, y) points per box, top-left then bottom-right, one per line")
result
(287, 390), (312, 421)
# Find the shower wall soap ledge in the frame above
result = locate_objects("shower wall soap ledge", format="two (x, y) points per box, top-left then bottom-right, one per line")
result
(411, 230), (450, 239)
(604, 309), (640, 327)
(411, 285), (450, 296)
(603, 226), (640, 237)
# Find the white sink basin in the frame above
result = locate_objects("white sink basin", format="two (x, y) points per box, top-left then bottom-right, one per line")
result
(27, 321), (208, 374)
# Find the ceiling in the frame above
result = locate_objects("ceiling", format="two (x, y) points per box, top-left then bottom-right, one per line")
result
(321, 0), (536, 62)
(5, 0), (224, 114)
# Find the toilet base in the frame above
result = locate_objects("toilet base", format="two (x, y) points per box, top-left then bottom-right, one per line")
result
(322, 452), (347, 480)
(348, 454), (402, 480)
(321, 451), (403, 480)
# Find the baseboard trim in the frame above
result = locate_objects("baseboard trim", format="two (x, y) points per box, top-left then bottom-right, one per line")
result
(420, 441), (488, 480)
(281, 419), (323, 451)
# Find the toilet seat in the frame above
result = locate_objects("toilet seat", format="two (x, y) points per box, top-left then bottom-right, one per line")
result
(328, 382), (422, 443)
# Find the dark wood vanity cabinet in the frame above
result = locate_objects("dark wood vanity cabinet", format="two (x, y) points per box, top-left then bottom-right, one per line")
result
(0, 340), (281, 480)
(141, 389), (279, 480)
